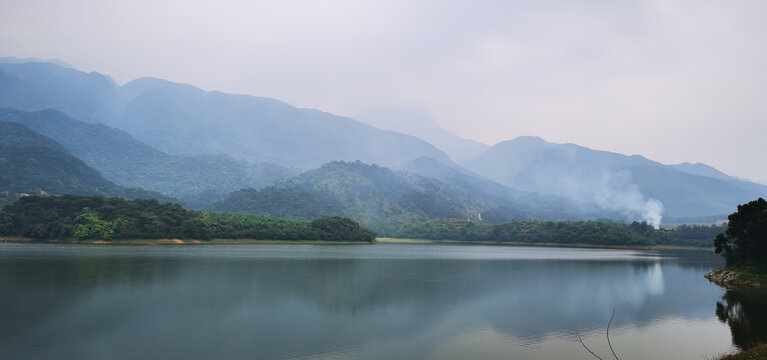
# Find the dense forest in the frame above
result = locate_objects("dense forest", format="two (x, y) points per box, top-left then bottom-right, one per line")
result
(396, 218), (724, 247)
(0, 194), (726, 247)
(0, 196), (376, 242)
(213, 161), (484, 234)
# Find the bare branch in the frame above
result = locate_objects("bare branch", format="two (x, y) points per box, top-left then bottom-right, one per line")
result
(607, 308), (620, 360)
(576, 330), (603, 360)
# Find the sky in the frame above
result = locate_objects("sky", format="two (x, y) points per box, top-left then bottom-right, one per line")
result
(1, 0), (766, 182)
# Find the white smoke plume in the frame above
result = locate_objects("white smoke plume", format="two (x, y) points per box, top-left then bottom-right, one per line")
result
(590, 171), (665, 228)
(517, 164), (665, 228)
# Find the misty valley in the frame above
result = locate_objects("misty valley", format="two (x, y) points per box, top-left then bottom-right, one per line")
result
(1, 58), (766, 359)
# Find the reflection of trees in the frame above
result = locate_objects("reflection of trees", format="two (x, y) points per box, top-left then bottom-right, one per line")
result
(716, 289), (767, 350)
(0, 255), (182, 339)
(0, 248), (728, 360)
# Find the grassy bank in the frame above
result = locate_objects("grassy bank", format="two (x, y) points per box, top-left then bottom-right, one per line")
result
(705, 265), (767, 288)
(717, 343), (767, 359)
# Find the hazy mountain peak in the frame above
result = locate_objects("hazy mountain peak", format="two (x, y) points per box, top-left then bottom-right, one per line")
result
(0, 56), (73, 68)
(355, 106), (488, 163)
(502, 135), (547, 144)
(669, 162), (731, 181)
(465, 135), (767, 225)
(0, 60), (451, 171)
(0, 61), (119, 124)
(120, 77), (177, 98)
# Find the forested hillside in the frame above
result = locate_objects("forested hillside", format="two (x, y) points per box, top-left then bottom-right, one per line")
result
(0, 121), (164, 206)
(214, 161), (486, 234)
(213, 161), (626, 234)
(399, 156), (614, 222)
(0, 108), (296, 206)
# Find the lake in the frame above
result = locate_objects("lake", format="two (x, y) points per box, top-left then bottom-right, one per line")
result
(0, 243), (760, 359)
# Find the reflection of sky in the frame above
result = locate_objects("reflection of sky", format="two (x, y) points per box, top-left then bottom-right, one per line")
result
(0, 242), (666, 261)
(0, 244), (731, 360)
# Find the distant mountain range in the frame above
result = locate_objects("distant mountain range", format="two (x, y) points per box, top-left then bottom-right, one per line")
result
(463, 136), (767, 222)
(398, 156), (611, 222)
(0, 60), (451, 170)
(1, 58), (764, 229)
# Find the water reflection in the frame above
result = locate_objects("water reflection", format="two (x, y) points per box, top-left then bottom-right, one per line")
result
(716, 289), (767, 350)
(0, 244), (731, 360)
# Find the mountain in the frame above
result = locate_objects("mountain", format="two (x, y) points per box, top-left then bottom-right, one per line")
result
(463, 136), (767, 223)
(214, 161), (490, 234)
(669, 162), (732, 181)
(398, 156), (612, 222)
(0, 61), (119, 124)
(0, 108), (297, 206)
(355, 106), (489, 163)
(214, 160), (620, 234)
(3, 59), (762, 225)
(0, 121), (165, 206)
(669, 162), (767, 195)
(0, 57), (73, 68)
(0, 61), (452, 170)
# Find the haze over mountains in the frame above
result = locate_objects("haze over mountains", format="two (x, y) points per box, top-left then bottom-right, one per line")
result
(0, 60), (451, 170)
(463, 136), (766, 222)
(355, 107), (488, 163)
(1, 58), (765, 231)
(0, 107), (296, 207)
(213, 161), (613, 233)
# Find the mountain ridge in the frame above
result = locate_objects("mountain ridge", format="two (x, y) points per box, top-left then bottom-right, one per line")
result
(463, 136), (767, 223)
(2, 59), (764, 225)
(0, 62), (454, 170)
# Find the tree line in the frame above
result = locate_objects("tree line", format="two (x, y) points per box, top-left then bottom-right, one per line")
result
(396, 218), (724, 247)
(0, 195), (376, 242)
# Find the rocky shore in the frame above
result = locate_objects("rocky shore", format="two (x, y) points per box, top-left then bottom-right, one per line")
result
(705, 267), (763, 289)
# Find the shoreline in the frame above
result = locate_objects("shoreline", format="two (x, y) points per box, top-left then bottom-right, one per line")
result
(0, 237), (373, 245)
(705, 266), (765, 289)
(377, 237), (712, 251)
(2, 236), (711, 251)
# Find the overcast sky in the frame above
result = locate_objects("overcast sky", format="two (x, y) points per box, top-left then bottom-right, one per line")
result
(1, 0), (766, 181)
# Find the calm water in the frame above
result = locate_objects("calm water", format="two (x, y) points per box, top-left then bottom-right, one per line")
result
(0, 243), (761, 360)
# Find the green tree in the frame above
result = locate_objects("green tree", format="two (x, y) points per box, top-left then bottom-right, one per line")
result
(73, 211), (115, 240)
(311, 216), (376, 242)
(714, 198), (767, 265)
